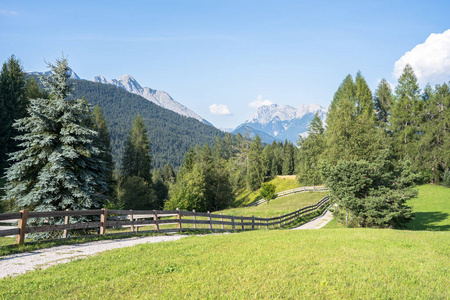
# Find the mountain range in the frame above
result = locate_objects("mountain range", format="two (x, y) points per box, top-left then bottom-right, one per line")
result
(93, 75), (211, 125)
(233, 103), (327, 144)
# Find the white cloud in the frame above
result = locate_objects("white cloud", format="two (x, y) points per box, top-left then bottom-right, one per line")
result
(209, 104), (232, 116)
(1, 9), (17, 15)
(393, 29), (450, 86)
(249, 95), (274, 109)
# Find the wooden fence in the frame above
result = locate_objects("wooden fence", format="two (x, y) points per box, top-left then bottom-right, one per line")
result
(247, 185), (329, 207)
(0, 196), (330, 245)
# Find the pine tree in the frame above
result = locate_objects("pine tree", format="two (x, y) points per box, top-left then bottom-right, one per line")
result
(374, 79), (393, 125)
(2, 57), (106, 218)
(246, 135), (265, 191)
(0, 55), (27, 174)
(390, 64), (422, 158)
(415, 83), (450, 183)
(121, 113), (152, 183)
(162, 163), (176, 185)
(92, 105), (115, 199)
(296, 113), (325, 185)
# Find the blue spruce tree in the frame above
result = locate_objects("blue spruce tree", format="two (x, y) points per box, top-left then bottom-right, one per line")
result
(2, 57), (107, 221)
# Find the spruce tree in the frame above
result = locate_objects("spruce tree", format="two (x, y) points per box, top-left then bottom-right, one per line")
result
(92, 105), (115, 198)
(0, 55), (27, 174)
(415, 83), (450, 183)
(390, 64), (422, 158)
(121, 113), (152, 183)
(296, 113), (325, 185)
(2, 57), (106, 217)
(374, 79), (393, 125)
(246, 135), (265, 191)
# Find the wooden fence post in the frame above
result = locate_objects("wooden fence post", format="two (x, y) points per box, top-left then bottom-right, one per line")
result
(153, 210), (159, 233)
(279, 215), (281, 228)
(232, 215), (235, 230)
(100, 208), (107, 235)
(252, 215), (255, 230)
(220, 213), (224, 230)
(177, 208), (182, 232)
(16, 209), (29, 245)
(241, 215), (244, 230)
(129, 210), (134, 232)
(63, 209), (70, 238)
(208, 211), (212, 230)
(193, 209), (196, 229)
(266, 219), (268, 229)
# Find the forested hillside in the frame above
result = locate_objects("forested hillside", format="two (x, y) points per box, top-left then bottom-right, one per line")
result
(67, 79), (224, 169)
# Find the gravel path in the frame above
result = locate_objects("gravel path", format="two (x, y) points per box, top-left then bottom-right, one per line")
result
(292, 209), (333, 230)
(0, 235), (187, 279)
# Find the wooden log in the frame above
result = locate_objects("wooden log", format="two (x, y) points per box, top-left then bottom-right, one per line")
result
(0, 212), (21, 221)
(63, 209), (70, 238)
(193, 209), (196, 229)
(0, 228), (19, 237)
(220, 213), (224, 230)
(266, 219), (268, 229)
(16, 209), (29, 245)
(153, 210), (159, 233)
(27, 222), (102, 233)
(232, 215), (235, 230)
(252, 215), (255, 230)
(100, 208), (107, 235)
(279, 215), (281, 228)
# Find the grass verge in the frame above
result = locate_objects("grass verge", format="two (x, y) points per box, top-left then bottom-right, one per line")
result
(0, 229), (448, 299)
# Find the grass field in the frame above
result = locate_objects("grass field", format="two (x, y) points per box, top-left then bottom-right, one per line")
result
(234, 176), (301, 206)
(405, 184), (450, 231)
(0, 229), (448, 299)
(219, 191), (328, 218)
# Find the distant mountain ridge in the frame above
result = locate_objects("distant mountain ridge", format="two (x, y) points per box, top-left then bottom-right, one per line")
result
(27, 68), (81, 80)
(93, 75), (212, 125)
(233, 103), (327, 144)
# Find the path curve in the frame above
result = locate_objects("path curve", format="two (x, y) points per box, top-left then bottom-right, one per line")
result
(291, 209), (333, 230)
(0, 235), (187, 279)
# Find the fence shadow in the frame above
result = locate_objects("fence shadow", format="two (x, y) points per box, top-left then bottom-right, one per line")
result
(406, 211), (450, 231)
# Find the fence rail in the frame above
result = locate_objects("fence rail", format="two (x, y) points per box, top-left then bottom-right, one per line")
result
(246, 185), (329, 207)
(0, 196), (330, 245)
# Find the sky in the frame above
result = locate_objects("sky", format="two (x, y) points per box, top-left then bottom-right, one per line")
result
(2, 0), (450, 129)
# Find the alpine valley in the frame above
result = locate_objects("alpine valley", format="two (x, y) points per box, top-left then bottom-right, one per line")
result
(233, 103), (327, 144)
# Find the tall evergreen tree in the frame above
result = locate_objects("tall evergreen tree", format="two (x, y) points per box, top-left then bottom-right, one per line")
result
(415, 83), (450, 183)
(374, 79), (393, 125)
(1, 57), (106, 217)
(390, 64), (422, 158)
(246, 135), (265, 191)
(121, 113), (152, 183)
(296, 113), (326, 185)
(0, 55), (27, 174)
(92, 105), (115, 198)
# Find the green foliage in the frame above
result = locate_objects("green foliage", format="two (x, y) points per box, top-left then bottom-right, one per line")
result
(0, 55), (27, 175)
(117, 176), (157, 210)
(374, 78), (393, 125)
(63, 79), (224, 169)
(296, 113), (325, 185)
(259, 183), (276, 204)
(246, 135), (265, 191)
(390, 64), (422, 158)
(121, 113), (152, 183)
(443, 169), (450, 188)
(323, 151), (417, 228)
(1, 58), (106, 232)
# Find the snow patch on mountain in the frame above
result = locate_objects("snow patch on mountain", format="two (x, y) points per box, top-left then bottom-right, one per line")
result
(27, 68), (81, 80)
(93, 75), (211, 125)
(235, 103), (327, 143)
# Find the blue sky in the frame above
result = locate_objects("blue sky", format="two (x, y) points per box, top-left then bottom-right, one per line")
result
(1, 0), (450, 128)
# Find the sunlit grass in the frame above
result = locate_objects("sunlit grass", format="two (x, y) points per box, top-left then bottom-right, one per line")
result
(0, 229), (448, 299)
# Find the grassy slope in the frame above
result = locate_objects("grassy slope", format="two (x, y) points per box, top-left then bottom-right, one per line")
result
(234, 176), (301, 207)
(0, 229), (448, 299)
(405, 184), (450, 231)
(218, 191), (328, 218)
(322, 184), (450, 230)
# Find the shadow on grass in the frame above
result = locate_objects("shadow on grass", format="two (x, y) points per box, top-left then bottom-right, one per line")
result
(406, 211), (450, 231)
